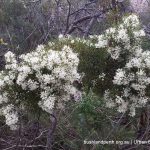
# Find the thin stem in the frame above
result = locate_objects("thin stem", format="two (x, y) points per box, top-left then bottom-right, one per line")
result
(46, 112), (57, 150)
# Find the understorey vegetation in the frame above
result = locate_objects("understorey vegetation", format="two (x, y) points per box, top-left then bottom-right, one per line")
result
(0, 13), (149, 150)
(0, 0), (150, 150)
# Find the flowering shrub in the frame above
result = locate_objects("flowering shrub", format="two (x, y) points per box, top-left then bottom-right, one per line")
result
(57, 14), (149, 117)
(0, 13), (149, 130)
(42, 14), (150, 118)
(91, 14), (149, 117)
(0, 45), (81, 130)
(45, 14), (150, 118)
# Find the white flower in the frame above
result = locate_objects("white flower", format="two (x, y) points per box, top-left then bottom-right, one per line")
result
(0, 79), (5, 88)
(123, 14), (140, 28)
(36, 44), (45, 52)
(113, 69), (128, 85)
(16, 73), (27, 85)
(2, 104), (18, 130)
(0, 92), (8, 104)
(129, 106), (136, 117)
(40, 74), (54, 85)
(99, 73), (105, 80)
(71, 40), (75, 44)
(106, 27), (116, 35)
(58, 34), (64, 39)
(4, 51), (16, 63)
(95, 35), (108, 48)
(115, 96), (123, 104)
(118, 101), (128, 113)
(26, 79), (39, 91)
(123, 88), (130, 97)
(38, 95), (56, 113)
(104, 90), (115, 108)
(126, 57), (142, 68)
(18, 65), (31, 74)
(116, 28), (129, 43)
(133, 29), (146, 38)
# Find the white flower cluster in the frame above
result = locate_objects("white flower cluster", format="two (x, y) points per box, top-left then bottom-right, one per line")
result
(58, 34), (94, 47)
(103, 14), (150, 116)
(112, 47), (150, 116)
(0, 44), (80, 129)
(90, 14), (145, 60)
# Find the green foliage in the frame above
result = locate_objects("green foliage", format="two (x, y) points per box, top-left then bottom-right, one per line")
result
(53, 91), (137, 150)
(142, 37), (150, 50)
